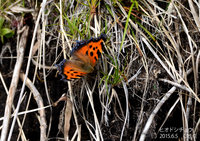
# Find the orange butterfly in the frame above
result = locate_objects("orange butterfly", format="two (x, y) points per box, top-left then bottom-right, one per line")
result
(56, 34), (107, 81)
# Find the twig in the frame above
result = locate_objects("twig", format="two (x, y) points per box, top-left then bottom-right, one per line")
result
(159, 78), (191, 92)
(19, 73), (47, 141)
(188, 0), (200, 30)
(0, 106), (51, 121)
(139, 86), (177, 141)
(120, 81), (129, 141)
(179, 94), (189, 141)
(157, 97), (180, 133)
(0, 72), (27, 141)
(128, 66), (142, 83)
(41, 3), (53, 138)
(64, 97), (73, 141)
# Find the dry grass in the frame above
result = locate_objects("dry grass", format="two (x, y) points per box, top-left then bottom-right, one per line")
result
(0, 0), (200, 141)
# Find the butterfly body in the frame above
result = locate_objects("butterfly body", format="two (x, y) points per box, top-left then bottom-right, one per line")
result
(56, 33), (106, 81)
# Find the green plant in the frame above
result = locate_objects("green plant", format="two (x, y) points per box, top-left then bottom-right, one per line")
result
(0, 16), (14, 43)
(100, 55), (126, 87)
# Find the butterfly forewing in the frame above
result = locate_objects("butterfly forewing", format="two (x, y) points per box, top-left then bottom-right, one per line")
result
(72, 39), (104, 66)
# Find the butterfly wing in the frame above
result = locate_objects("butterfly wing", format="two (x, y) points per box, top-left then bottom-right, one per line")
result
(56, 59), (87, 81)
(56, 34), (107, 81)
(71, 33), (107, 67)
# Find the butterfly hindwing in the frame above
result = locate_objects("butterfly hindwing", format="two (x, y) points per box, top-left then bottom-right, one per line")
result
(62, 61), (87, 80)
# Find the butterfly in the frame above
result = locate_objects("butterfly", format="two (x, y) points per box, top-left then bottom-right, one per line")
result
(56, 33), (107, 81)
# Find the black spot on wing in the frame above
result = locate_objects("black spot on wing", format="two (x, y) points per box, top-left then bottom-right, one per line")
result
(97, 50), (101, 58)
(86, 50), (88, 55)
(94, 56), (97, 61)
(55, 59), (71, 82)
(70, 34), (106, 55)
(90, 51), (93, 57)
(100, 42), (104, 49)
